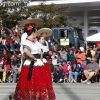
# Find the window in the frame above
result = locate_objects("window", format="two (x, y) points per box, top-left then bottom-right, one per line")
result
(68, 30), (73, 38)
(73, 31), (78, 38)
(60, 29), (66, 38)
(60, 29), (72, 38)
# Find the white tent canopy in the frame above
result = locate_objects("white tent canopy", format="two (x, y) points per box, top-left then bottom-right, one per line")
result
(86, 32), (100, 41)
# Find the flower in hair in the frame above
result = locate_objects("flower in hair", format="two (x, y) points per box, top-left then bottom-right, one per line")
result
(26, 26), (33, 31)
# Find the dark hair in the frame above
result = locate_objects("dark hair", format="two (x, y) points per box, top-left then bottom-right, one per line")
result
(75, 50), (79, 54)
(86, 49), (92, 58)
(27, 27), (37, 36)
(4, 29), (10, 34)
(61, 48), (66, 51)
(62, 60), (66, 63)
(74, 62), (81, 67)
(77, 62), (81, 65)
(37, 36), (43, 41)
(52, 51), (57, 54)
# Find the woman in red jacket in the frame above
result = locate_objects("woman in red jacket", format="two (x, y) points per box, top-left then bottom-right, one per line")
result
(74, 47), (86, 64)
(3, 49), (10, 65)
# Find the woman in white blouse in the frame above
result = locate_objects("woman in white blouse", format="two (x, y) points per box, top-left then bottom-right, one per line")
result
(13, 27), (56, 100)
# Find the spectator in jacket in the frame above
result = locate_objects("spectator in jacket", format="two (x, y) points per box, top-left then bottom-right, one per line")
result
(59, 48), (67, 61)
(3, 49), (10, 65)
(67, 49), (76, 61)
(74, 47), (86, 64)
(69, 62), (83, 83)
(3, 29), (14, 51)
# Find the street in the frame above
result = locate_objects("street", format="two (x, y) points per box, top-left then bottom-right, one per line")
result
(0, 83), (100, 100)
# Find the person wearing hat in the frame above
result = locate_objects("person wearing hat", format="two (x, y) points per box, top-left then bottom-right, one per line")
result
(9, 26), (56, 100)
(19, 17), (44, 54)
(36, 28), (53, 83)
(36, 35), (53, 81)
(37, 28), (53, 51)
(17, 17), (44, 72)
(9, 18), (42, 100)
(74, 47), (86, 64)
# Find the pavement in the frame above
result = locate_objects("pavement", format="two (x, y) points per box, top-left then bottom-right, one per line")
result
(0, 83), (100, 100)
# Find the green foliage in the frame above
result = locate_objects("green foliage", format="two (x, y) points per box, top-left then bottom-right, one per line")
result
(0, 0), (71, 28)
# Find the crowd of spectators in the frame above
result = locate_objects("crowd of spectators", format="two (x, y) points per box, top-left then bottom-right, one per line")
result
(0, 26), (100, 85)
(0, 27), (21, 83)
(49, 43), (100, 84)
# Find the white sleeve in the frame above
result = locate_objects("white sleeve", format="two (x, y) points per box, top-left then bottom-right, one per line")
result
(21, 33), (27, 44)
(20, 33), (28, 54)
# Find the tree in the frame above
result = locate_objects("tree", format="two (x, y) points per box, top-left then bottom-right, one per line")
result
(0, 0), (29, 28)
(28, 1), (71, 27)
(0, 0), (71, 28)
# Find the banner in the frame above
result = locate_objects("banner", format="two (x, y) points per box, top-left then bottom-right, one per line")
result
(60, 38), (69, 46)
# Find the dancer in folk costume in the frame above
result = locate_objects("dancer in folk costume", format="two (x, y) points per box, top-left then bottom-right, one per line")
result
(36, 28), (53, 78)
(9, 18), (55, 100)
(9, 18), (56, 99)
(19, 17), (43, 67)
(38, 28), (51, 52)
(17, 17), (44, 78)
(14, 27), (56, 100)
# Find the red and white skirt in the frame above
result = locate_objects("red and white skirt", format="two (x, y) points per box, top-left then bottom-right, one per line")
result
(14, 63), (56, 100)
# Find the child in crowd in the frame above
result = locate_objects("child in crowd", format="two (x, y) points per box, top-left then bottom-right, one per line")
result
(53, 60), (68, 83)
(51, 51), (58, 73)
(61, 60), (68, 75)
(58, 60), (68, 82)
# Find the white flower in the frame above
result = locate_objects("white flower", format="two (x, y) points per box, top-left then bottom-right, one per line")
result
(34, 59), (44, 66)
(43, 58), (47, 63)
(24, 59), (31, 65)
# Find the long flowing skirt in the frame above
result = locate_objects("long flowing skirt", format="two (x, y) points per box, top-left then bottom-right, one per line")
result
(14, 63), (56, 100)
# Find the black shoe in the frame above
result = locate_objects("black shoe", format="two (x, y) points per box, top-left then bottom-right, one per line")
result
(9, 95), (13, 100)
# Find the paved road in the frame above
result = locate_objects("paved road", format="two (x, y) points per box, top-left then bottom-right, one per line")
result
(0, 83), (100, 100)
